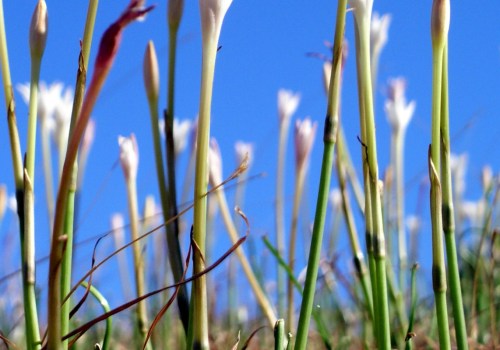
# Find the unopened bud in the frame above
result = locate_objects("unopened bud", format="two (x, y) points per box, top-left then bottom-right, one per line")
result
(29, 0), (48, 59)
(431, 0), (450, 49)
(143, 41), (159, 103)
(118, 134), (139, 181)
(168, 0), (184, 31)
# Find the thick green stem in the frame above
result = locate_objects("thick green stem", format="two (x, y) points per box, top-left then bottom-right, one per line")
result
(439, 45), (468, 350)
(355, 11), (391, 349)
(336, 133), (373, 320)
(294, 1), (346, 348)
(23, 171), (42, 350)
(60, 2), (100, 347)
(165, 27), (190, 334)
(191, 35), (218, 350)
(429, 155), (451, 350)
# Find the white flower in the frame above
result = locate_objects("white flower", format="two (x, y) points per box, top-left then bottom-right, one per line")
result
(7, 194), (17, 213)
(53, 87), (74, 154)
(370, 12), (391, 55)
(405, 215), (421, 233)
(294, 118), (317, 170)
(450, 153), (468, 196)
(118, 134), (139, 181)
(174, 118), (192, 156)
(349, 0), (374, 22)
(461, 199), (485, 229)
(277, 89), (300, 125)
(199, 0), (233, 45)
(208, 137), (223, 186)
(234, 141), (253, 168)
(329, 188), (342, 211)
(16, 81), (63, 126)
(384, 77), (416, 134)
(322, 61), (332, 95)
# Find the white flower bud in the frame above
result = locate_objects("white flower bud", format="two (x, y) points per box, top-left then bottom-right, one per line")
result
(294, 118), (317, 170)
(168, 0), (184, 31)
(174, 119), (192, 157)
(118, 134), (139, 181)
(29, 0), (48, 59)
(277, 89), (300, 126)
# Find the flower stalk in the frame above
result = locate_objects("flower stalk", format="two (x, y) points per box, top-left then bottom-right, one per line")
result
(143, 39), (190, 334)
(439, 45), (468, 350)
(276, 89), (300, 319)
(294, 0), (347, 348)
(190, 1), (233, 348)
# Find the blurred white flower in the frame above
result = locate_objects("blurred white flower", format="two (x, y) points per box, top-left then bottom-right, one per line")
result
(53, 87), (74, 155)
(481, 165), (493, 192)
(450, 153), (468, 197)
(17, 81), (63, 127)
(406, 215), (421, 233)
(81, 119), (96, 157)
(209, 138), (223, 186)
(174, 118), (192, 157)
(384, 77), (416, 135)
(294, 118), (317, 170)
(461, 199), (485, 229)
(234, 141), (253, 168)
(277, 89), (300, 125)
(371, 12), (391, 56)
(329, 188), (342, 211)
(199, 0), (233, 44)
(237, 306), (248, 325)
(7, 195), (17, 213)
(118, 134), (139, 181)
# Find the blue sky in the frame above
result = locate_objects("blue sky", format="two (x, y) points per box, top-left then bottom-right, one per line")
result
(1, 1), (499, 317)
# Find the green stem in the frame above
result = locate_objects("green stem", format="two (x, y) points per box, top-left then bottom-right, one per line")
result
(439, 45), (468, 350)
(0, 0), (23, 192)
(274, 319), (286, 350)
(60, 2), (100, 347)
(191, 35), (218, 350)
(336, 132), (373, 320)
(355, 11), (391, 349)
(404, 264), (418, 350)
(276, 110), (291, 319)
(125, 178), (151, 349)
(294, 1), (346, 348)
(354, 20), (379, 341)
(23, 171), (42, 350)
(286, 163), (307, 332)
(22, 44), (43, 350)
(80, 282), (111, 350)
(429, 155), (451, 350)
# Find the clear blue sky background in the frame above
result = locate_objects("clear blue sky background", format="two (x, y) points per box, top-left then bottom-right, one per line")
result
(1, 1), (499, 319)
